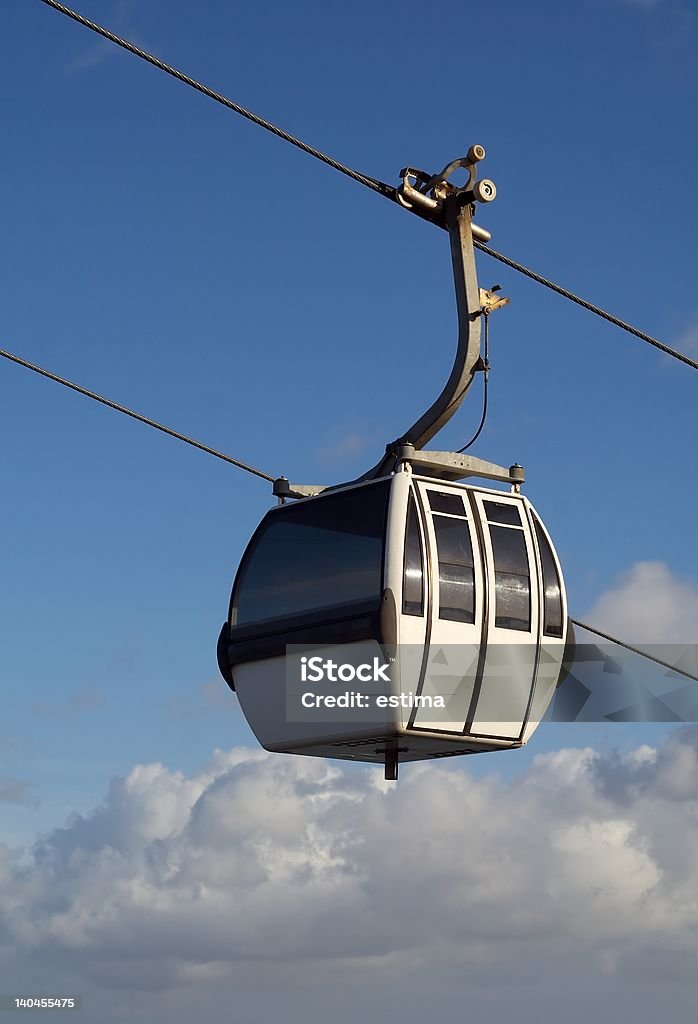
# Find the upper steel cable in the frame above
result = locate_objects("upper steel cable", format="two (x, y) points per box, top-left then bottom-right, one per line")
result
(475, 242), (698, 371)
(33, 1), (698, 374)
(37, 0), (396, 201)
(570, 618), (698, 685)
(0, 345), (275, 482)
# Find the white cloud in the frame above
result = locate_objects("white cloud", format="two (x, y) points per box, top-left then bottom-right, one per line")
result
(584, 560), (698, 643)
(33, 685), (106, 720)
(60, 0), (145, 76)
(166, 678), (232, 720)
(3, 732), (698, 1005)
(677, 317), (698, 356)
(0, 776), (33, 805)
(64, 41), (118, 75)
(317, 430), (374, 464)
(0, 736), (17, 755)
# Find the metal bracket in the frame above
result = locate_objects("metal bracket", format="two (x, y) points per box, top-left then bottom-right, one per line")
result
(479, 285), (510, 315)
(273, 477), (327, 501)
(397, 444), (524, 485)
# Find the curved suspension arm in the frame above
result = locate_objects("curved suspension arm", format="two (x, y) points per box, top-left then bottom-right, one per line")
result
(359, 192), (486, 482)
(273, 150), (501, 498)
(401, 198), (482, 449)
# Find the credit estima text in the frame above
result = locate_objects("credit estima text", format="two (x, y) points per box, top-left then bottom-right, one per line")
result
(299, 656), (445, 709)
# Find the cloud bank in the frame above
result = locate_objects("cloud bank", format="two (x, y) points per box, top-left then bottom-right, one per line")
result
(585, 560), (698, 643)
(2, 731), (698, 1003)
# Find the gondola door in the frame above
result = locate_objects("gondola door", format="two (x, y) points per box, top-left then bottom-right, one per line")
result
(467, 492), (540, 740)
(407, 482), (486, 735)
(391, 477), (428, 728)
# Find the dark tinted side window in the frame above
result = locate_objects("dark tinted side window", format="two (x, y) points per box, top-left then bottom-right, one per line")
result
(403, 495), (424, 616)
(486, 505), (531, 631)
(484, 501), (522, 527)
(430, 493), (475, 624)
(233, 481), (390, 625)
(533, 517), (563, 638)
(428, 491), (465, 517)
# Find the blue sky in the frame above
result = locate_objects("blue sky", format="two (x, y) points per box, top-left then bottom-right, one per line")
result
(1, 0), (697, 1017)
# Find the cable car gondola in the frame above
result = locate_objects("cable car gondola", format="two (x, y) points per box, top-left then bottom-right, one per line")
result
(218, 462), (569, 777)
(217, 148), (573, 778)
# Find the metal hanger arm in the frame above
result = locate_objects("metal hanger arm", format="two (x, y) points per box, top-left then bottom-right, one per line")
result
(400, 198), (483, 450)
(275, 149), (499, 494)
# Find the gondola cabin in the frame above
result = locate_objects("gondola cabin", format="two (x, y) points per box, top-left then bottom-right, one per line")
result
(218, 464), (569, 778)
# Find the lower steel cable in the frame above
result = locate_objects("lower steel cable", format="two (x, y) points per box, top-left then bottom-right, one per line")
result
(0, 345), (275, 482)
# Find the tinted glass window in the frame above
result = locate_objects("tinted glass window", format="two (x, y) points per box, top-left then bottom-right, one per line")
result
(533, 517), (563, 638)
(233, 481), (389, 625)
(493, 572), (530, 631)
(488, 522), (531, 631)
(432, 512), (476, 624)
(439, 564), (475, 623)
(433, 516), (474, 567)
(403, 495), (424, 616)
(484, 501), (522, 527)
(489, 526), (528, 574)
(428, 491), (466, 516)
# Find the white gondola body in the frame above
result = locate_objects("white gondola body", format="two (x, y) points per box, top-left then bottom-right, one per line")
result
(219, 467), (568, 767)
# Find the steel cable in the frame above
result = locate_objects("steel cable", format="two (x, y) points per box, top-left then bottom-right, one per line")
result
(37, 0), (698, 373)
(570, 618), (698, 685)
(475, 242), (698, 371)
(37, 0), (396, 201)
(0, 345), (275, 481)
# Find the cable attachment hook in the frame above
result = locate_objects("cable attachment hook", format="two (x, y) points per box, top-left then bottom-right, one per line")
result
(397, 144), (497, 234)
